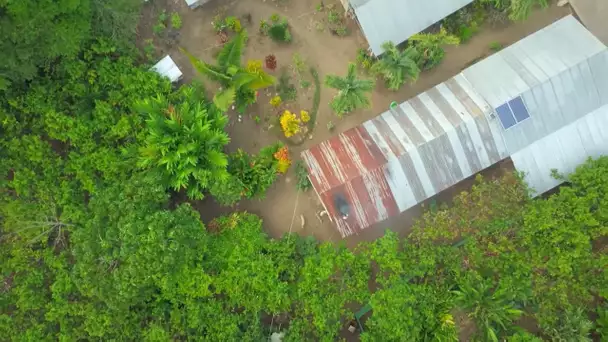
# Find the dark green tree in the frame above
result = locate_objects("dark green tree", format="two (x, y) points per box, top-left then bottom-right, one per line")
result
(0, 0), (91, 86)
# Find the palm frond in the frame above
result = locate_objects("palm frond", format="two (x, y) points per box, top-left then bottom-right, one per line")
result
(212, 87), (236, 112)
(217, 30), (245, 68)
(181, 48), (231, 83)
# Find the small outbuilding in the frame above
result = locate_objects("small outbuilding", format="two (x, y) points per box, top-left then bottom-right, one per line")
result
(302, 15), (608, 238)
(151, 55), (183, 83)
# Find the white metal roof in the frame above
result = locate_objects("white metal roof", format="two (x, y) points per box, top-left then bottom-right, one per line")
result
(463, 15), (606, 108)
(352, 0), (473, 55)
(511, 103), (608, 195)
(151, 55), (183, 83)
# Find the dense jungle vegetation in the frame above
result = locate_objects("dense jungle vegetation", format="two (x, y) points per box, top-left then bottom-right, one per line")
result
(1, 0), (606, 341)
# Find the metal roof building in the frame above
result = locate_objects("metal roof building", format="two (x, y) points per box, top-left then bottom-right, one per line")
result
(302, 16), (608, 237)
(350, 0), (473, 55)
(151, 55), (183, 83)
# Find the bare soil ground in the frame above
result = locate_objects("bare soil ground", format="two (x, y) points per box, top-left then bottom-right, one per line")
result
(138, 0), (570, 244)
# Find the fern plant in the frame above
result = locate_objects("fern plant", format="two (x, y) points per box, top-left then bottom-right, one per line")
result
(137, 88), (230, 200)
(182, 30), (275, 113)
(371, 42), (420, 90)
(325, 63), (375, 117)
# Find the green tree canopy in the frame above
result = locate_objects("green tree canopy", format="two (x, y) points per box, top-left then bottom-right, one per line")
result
(0, 0), (91, 85)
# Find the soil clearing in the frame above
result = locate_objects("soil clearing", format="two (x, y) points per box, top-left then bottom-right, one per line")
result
(138, 0), (570, 244)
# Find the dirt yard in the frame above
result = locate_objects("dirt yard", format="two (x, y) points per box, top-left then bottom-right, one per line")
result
(138, 0), (571, 244)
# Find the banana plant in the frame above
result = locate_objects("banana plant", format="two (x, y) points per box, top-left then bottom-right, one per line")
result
(182, 30), (275, 112)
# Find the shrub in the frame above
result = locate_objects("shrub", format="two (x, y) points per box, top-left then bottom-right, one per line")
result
(265, 54), (277, 70)
(300, 110), (310, 123)
(211, 144), (283, 205)
(409, 27), (460, 70)
(269, 95), (282, 107)
(280, 110), (301, 138)
(489, 41), (504, 52)
(262, 14), (292, 43)
(356, 48), (376, 72)
(273, 146), (291, 174)
(171, 12), (182, 29)
(295, 160), (312, 191)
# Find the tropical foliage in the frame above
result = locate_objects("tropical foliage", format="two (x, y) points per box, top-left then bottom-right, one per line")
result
(184, 30), (275, 112)
(325, 63), (375, 117)
(410, 27), (460, 70)
(1, 2), (607, 341)
(371, 42), (420, 90)
(210, 143), (284, 205)
(137, 88), (230, 200)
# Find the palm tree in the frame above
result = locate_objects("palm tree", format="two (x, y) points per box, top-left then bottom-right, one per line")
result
(182, 30), (275, 112)
(409, 27), (460, 70)
(371, 41), (420, 91)
(137, 88), (230, 200)
(325, 63), (375, 117)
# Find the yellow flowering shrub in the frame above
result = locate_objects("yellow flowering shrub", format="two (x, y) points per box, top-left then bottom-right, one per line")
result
(269, 95), (282, 107)
(300, 110), (310, 123)
(280, 110), (301, 138)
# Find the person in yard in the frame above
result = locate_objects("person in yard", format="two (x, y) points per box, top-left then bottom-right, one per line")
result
(333, 193), (350, 220)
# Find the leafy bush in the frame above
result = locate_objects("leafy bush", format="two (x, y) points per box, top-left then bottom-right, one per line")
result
(210, 143), (283, 205)
(171, 12), (182, 29)
(137, 89), (230, 200)
(409, 27), (460, 70)
(295, 161), (312, 191)
(327, 8), (349, 36)
(489, 41), (504, 51)
(261, 14), (292, 43)
(356, 48), (376, 72)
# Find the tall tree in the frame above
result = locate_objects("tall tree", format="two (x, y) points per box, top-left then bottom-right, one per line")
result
(325, 63), (375, 117)
(0, 0), (91, 86)
(372, 42), (420, 90)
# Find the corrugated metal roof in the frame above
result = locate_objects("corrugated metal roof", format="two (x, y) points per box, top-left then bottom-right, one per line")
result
(303, 75), (507, 237)
(511, 103), (608, 195)
(304, 16), (608, 238)
(485, 50), (608, 154)
(151, 55), (183, 83)
(352, 0), (474, 55)
(463, 15), (605, 108)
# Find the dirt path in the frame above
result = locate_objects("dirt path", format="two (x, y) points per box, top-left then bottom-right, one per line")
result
(139, 0), (570, 243)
